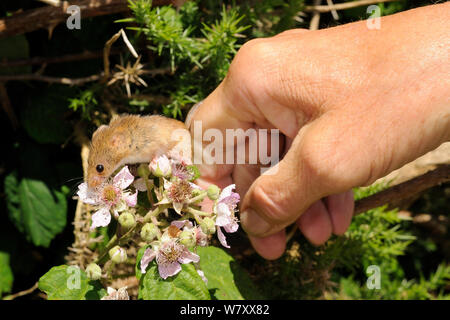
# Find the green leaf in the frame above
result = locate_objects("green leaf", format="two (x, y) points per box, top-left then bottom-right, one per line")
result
(197, 246), (264, 300)
(5, 172), (67, 247)
(0, 251), (14, 296)
(38, 265), (105, 300)
(18, 178), (67, 247)
(140, 262), (210, 300)
(4, 171), (22, 233)
(38, 265), (90, 300)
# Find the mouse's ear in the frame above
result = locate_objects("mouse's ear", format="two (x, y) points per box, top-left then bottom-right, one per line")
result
(92, 125), (108, 140)
(109, 130), (129, 148)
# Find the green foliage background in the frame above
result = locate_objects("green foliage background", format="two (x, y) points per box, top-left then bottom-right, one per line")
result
(0, 0), (448, 299)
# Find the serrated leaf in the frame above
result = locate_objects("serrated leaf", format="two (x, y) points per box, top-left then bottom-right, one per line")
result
(197, 246), (264, 300)
(0, 251), (14, 296)
(19, 178), (67, 247)
(38, 265), (90, 300)
(5, 175), (67, 247)
(140, 263), (210, 300)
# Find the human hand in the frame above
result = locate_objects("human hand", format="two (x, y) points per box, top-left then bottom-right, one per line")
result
(186, 4), (450, 259)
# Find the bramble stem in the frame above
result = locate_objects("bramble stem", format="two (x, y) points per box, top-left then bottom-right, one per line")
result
(186, 206), (212, 217)
(187, 191), (208, 204)
(95, 204), (169, 265)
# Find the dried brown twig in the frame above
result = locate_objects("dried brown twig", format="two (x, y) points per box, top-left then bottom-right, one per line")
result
(2, 282), (39, 300)
(287, 165), (450, 243)
(304, 0), (399, 13)
(0, 73), (103, 85)
(0, 0), (174, 38)
(309, 0), (323, 30)
(0, 48), (122, 68)
(354, 164), (450, 215)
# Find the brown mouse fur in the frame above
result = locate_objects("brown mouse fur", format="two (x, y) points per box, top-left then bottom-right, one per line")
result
(87, 114), (191, 189)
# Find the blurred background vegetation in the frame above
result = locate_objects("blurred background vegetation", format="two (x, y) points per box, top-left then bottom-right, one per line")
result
(0, 0), (448, 300)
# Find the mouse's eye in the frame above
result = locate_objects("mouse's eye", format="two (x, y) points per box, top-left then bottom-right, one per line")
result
(96, 164), (104, 173)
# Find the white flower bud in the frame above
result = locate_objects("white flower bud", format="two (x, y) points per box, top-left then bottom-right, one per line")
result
(149, 155), (172, 177)
(85, 263), (102, 280)
(109, 246), (127, 264)
(118, 212), (135, 229)
(141, 223), (159, 242)
(207, 184), (221, 200)
(200, 217), (216, 235)
(179, 230), (196, 247)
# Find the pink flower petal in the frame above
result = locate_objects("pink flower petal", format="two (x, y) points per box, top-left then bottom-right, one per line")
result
(171, 220), (193, 229)
(140, 248), (156, 274)
(113, 166), (134, 190)
(197, 270), (208, 285)
(178, 249), (200, 264)
(124, 190), (138, 207)
(218, 184), (235, 202)
(134, 178), (147, 192)
(158, 261), (182, 279)
(215, 203), (232, 226)
(195, 227), (208, 247)
(217, 227), (230, 248)
(224, 219), (239, 233)
(189, 182), (202, 190)
(77, 182), (98, 205)
(90, 207), (111, 230)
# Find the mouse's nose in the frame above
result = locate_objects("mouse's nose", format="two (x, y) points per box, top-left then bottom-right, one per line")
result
(88, 176), (103, 189)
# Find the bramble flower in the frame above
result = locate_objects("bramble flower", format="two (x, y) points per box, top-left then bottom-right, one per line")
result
(214, 184), (240, 248)
(140, 232), (200, 279)
(77, 153), (243, 285)
(101, 286), (130, 300)
(157, 178), (201, 214)
(77, 166), (138, 230)
(171, 159), (195, 181)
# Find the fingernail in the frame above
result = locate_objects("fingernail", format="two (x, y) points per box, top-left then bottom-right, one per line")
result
(240, 208), (271, 236)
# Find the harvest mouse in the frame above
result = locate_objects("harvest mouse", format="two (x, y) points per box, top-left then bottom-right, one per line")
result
(87, 114), (192, 189)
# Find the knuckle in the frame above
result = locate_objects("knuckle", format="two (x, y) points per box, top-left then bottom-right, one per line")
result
(229, 38), (277, 84)
(227, 38), (283, 107)
(299, 127), (352, 194)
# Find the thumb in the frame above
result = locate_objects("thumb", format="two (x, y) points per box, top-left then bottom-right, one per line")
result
(240, 123), (325, 238)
